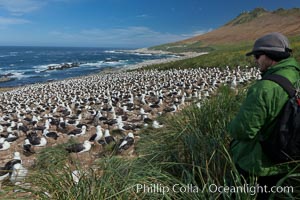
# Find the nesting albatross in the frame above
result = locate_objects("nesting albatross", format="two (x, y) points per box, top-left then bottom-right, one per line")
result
(65, 140), (92, 153)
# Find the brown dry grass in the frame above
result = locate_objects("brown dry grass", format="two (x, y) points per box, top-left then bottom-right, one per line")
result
(179, 11), (300, 45)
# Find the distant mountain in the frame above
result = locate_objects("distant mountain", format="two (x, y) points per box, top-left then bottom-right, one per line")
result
(151, 8), (300, 52)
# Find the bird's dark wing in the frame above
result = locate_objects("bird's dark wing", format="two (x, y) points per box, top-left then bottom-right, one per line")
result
(66, 143), (84, 153)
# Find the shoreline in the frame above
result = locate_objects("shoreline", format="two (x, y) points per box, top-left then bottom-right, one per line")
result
(105, 49), (208, 72)
(0, 49), (207, 91)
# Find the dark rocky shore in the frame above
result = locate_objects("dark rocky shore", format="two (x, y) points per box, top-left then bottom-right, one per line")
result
(0, 73), (15, 83)
(43, 62), (82, 71)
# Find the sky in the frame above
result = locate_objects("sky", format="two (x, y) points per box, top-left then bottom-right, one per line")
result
(0, 0), (299, 48)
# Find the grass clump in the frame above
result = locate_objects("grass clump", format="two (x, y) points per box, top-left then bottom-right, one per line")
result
(136, 86), (246, 197)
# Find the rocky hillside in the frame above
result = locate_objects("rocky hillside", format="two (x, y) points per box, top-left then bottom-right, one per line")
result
(151, 8), (300, 52)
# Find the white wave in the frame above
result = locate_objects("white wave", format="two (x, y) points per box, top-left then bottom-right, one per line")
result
(104, 59), (128, 66)
(104, 50), (155, 56)
(104, 50), (124, 54)
(7, 72), (30, 80)
(0, 69), (41, 80)
(133, 53), (153, 56)
(81, 61), (104, 67)
(0, 55), (11, 58)
(81, 59), (128, 68)
(104, 50), (116, 53)
(9, 52), (18, 56)
(33, 63), (60, 73)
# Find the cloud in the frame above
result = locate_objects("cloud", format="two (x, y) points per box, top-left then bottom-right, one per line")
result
(0, 0), (70, 14)
(0, 0), (47, 15)
(136, 14), (150, 18)
(0, 16), (30, 25)
(181, 29), (213, 37)
(48, 26), (211, 47)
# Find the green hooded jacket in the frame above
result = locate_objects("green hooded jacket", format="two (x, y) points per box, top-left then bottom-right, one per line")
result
(228, 57), (300, 176)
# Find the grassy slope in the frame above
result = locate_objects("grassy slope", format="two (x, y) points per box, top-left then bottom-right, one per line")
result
(146, 36), (300, 71)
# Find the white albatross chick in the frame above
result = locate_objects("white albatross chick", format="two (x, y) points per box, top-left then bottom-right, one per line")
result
(9, 163), (28, 191)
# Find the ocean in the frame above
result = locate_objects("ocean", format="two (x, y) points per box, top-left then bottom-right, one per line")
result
(0, 46), (175, 87)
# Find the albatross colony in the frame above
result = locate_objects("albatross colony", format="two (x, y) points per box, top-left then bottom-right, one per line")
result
(0, 66), (260, 185)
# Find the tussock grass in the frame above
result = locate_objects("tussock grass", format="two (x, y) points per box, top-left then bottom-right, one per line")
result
(30, 156), (194, 199)
(136, 86), (248, 199)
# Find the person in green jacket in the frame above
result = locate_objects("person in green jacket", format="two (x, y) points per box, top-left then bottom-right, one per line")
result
(228, 32), (300, 199)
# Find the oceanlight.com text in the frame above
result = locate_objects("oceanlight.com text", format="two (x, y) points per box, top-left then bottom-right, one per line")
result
(135, 183), (293, 196)
(208, 184), (293, 196)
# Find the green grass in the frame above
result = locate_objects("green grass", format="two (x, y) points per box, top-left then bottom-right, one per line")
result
(149, 41), (215, 53)
(141, 46), (254, 71)
(144, 35), (300, 71)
